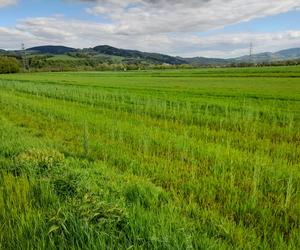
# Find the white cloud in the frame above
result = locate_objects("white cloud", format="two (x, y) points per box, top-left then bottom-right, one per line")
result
(0, 0), (16, 7)
(1, 0), (300, 57)
(1, 16), (300, 58)
(85, 0), (300, 35)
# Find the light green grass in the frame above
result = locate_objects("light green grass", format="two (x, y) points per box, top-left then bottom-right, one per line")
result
(0, 67), (299, 249)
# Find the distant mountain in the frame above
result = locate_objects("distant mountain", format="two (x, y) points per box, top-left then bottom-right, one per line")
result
(93, 45), (186, 65)
(27, 45), (77, 55)
(233, 48), (300, 63)
(92, 46), (300, 65)
(1, 45), (300, 66)
(274, 48), (300, 60)
(182, 56), (231, 66)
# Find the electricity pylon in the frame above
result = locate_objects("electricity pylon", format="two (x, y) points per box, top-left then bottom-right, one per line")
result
(21, 43), (29, 71)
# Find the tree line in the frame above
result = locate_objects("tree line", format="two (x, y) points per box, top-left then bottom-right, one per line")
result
(1, 54), (300, 74)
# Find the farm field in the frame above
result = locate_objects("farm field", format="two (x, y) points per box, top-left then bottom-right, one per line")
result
(0, 66), (299, 249)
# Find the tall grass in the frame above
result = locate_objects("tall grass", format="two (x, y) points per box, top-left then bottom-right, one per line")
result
(0, 67), (299, 249)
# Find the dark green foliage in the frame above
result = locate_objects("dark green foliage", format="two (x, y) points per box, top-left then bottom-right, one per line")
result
(52, 176), (78, 198)
(0, 56), (20, 74)
(93, 45), (187, 65)
(1, 45), (300, 71)
(28, 45), (76, 55)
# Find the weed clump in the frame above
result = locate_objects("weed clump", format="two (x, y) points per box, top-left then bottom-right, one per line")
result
(75, 194), (128, 230)
(14, 149), (65, 175)
(52, 172), (82, 198)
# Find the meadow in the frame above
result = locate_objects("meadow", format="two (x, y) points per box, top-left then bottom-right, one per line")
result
(0, 66), (299, 249)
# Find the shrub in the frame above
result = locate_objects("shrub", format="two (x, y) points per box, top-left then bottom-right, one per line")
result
(0, 56), (20, 74)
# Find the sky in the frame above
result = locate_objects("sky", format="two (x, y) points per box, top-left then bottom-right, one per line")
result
(0, 0), (300, 58)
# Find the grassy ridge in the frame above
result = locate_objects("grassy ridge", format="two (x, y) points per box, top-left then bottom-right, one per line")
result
(0, 67), (299, 249)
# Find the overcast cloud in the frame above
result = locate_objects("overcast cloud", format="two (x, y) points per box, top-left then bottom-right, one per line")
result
(0, 0), (300, 57)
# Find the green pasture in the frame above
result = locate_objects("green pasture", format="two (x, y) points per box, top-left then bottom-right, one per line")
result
(0, 66), (299, 249)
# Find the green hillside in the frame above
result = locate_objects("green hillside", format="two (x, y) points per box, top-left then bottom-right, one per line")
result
(1, 45), (300, 72)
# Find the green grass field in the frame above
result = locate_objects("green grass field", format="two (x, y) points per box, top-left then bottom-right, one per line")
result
(0, 66), (299, 249)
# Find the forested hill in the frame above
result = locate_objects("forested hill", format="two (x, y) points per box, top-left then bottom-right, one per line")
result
(1, 45), (300, 71)
(25, 45), (300, 65)
(28, 45), (77, 55)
